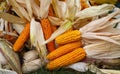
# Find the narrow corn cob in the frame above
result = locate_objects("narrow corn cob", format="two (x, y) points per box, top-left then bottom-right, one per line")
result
(55, 30), (81, 45)
(47, 41), (82, 60)
(47, 48), (86, 70)
(13, 23), (30, 52)
(41, 18), (55, 52)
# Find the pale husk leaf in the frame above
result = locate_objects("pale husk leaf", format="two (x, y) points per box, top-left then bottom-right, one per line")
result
(52, 0), (62, 18)
(66, 0), (79, 21)
(31, 0), (39, 18)
(0, 12), (26, 25)
(0, 39), (22, 74)
(48, 16), (63, 26)
(8, 0), (30, 21)
(25, 0), (33, 19)
(100, 69), (120, 74)
(39, 0), (51, 18)
(0, 69), (17, 74)
(12, 23), (24, 34)
(80, 8), (120, 45)
(30, 18), (47, 62)
(22, 59), (43, 73)
(84, 35), (120, 59)
(75, 4), (114, 23)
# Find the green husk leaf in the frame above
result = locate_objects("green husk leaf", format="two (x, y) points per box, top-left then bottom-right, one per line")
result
(0, 12), (26, 24)
(44, 20), (72, 44)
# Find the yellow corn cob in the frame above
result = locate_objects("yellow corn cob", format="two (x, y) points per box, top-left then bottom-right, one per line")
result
(47, 41), (82, 60)
(47, 48), (86, 70)
(55, 30), (81, 45)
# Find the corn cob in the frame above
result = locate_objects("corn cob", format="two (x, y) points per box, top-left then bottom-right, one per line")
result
(13, 23), (30, 52)
(55, 30), (81, 45)
(47, 41), (82, 60)
(47, 48), (86, 70)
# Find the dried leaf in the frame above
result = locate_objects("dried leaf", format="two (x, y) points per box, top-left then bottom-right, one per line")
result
(39, 0), (51, 18)
(25, 0), (33, 19)
(0, 39), (22, 74)
(48, 16), (63, 26)
(8, 0), (30, 21)
(52, 0), (62, 18)
(0, 12), (26, 24)
(75, 4), (114, 23)
(30, 18), (47, 62)
(66, 0), (78, 21)
(0, 69), (17, 74)
(84, 35), (120, 59)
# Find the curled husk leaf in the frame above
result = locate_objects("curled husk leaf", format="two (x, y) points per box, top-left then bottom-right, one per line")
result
(0, 39), (22, 74)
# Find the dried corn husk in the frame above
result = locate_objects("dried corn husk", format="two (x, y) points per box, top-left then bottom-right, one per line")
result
(22, 59), (43, 73)
(100, 69), (120, 74)
(0, 39), (22, 74)
(0, 51), (7, 65)
(0, 12), (26, 25)
(80, 8), (120, 45)
(0, 69), (17, 74)
(39, 0), (51, 18)
(30, 18), (47, 63)
(75, 4), (114, 19)
(23, 50), (39, 63)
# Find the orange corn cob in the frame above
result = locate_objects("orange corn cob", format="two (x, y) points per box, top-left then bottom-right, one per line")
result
(47, 48), (86, 70)
(47, 41), (82, 60)
(41, 19), (55, 52)
(13, 23), (30, 52)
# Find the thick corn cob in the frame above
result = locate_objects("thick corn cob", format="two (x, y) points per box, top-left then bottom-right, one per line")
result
(47, 48), (86, 70)
(47, 41), (82, 60)
(55, 30), (81, 45)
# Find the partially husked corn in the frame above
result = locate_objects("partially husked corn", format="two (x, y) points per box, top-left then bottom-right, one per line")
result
(47, 48), (86, 70)
(55, 30), (81, 45)
(47, 41), (82, 60)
